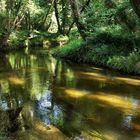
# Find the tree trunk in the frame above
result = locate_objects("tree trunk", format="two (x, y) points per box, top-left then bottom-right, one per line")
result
(130, 0), (140, 19)
(69, 0), (87, 40)
(54, 0), (62, 33)
(67, 0), (91, 35)
(61, 0), (67, 34)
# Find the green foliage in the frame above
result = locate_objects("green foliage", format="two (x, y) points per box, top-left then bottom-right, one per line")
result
(107, 50), (140, 73)
(1, 0), (140, 76)
(52, 32), (140, 74)
(52, 39), (83, 61)
(56, 35), (69, 42)
(85, 44), (113, 65)
(68, 29), (80, 40)
(8, 30), (29, 48)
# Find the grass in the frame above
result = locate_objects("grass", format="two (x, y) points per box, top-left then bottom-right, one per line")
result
(52, 39), (84, 62)
(52, 32), (140, 75)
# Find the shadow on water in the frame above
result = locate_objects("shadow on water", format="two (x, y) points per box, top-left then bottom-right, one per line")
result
(0, 49), (140, 139)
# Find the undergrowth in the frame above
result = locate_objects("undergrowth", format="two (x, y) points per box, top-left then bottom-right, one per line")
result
(52, 32), (140, 74)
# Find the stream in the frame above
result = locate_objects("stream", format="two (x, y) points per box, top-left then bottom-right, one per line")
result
(0, 49), (140, 140)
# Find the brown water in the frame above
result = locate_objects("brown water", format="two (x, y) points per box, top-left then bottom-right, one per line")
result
(0, 49), (140, 140)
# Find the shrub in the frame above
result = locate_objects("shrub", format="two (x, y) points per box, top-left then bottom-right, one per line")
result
(8, 30), (29, 48)
(52, 30), (140, 75)
(52, 39), (83, 61)
(107, 50), (140, 73)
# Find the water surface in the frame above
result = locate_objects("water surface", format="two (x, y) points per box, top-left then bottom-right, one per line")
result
(0, 49), (140, 140)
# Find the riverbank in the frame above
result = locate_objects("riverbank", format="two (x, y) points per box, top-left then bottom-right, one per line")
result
(0, 30), (68, 51)
(52, 32), (140, 75)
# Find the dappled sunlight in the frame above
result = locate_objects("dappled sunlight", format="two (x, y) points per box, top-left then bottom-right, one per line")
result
(89, 93), (137, 114)
(0, 73), (24, 86)
(76, 71), (107, 79)
(64, 88), (90, 98)
(34, 122), (68, 139)
(55, 87), (90, 98)
(74, 71), (110, 82)
(114, 76), (140, 86)
(56, 87), (140, 114)
(10, 103), (69, 140)
(91, 66), (104, 71)
(8, 76), (24, 85)
(1, 51), (140, 139)
(12, 118), (70, 140)
(74, 71), (140, 86)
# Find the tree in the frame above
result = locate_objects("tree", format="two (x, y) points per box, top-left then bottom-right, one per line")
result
(69, 0), (87, 40)
(130, 0), (140, 19)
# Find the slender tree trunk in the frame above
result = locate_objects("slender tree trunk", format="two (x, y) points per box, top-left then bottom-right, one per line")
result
(67, 0), (91, 36)
(69, 0), (87, 40)
(61, 0), (67, 34)
(54, 0), (62, 33)
(130, 0), (140, 19)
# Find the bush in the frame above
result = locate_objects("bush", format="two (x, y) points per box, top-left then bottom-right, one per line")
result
(85, 44), (113, 65)
(107, 50), (140, 73)
(8, 30), (29, 48)
(52, 39), (83, 61)
(52, 33), (140, 75)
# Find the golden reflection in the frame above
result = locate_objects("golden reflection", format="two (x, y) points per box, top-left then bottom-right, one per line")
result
(89, 93), (134, 113)
(74, 71), (140, 86)
(114, 77), (140, 86)
(11, 103), (69, 140)
(8, 76), (24, 85)
(0, 73), (24, 85)
(33, 123), (70, 140)
(12, 117), (70, 140)
(75, 71), (108, 82)
(57, 87), (140, 114)
(91, 66), (103, 71)
(64, 88), (89, 98)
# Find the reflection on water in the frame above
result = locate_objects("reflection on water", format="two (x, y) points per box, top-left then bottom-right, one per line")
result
(0, 50), (140, 139)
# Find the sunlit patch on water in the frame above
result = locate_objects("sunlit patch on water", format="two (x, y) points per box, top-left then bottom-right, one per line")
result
(0, 73), (24, 86)
(8, 77), (24, 85)
(1, 51), (140, 139)
(89, 93), (140, 114)
(114, 76), (140, 86)
(74, 71), (110, 83)
(57, 87), (140, 114)
(74, 71), (140, 86)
